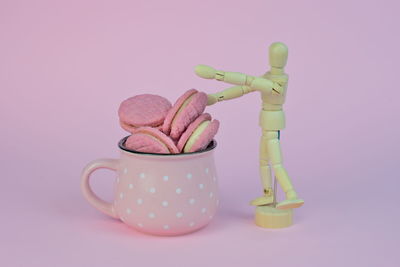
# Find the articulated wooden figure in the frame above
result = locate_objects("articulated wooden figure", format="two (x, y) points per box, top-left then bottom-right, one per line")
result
(195, 42), (304, 228)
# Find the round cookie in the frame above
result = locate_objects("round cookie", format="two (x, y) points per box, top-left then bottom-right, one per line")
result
(177, 113), (212, 152)
(118, 94), (172, 132)
(120, 120), (163, 133)
(162, 89), (207, 140)
(182, 119), (219, 153)
(125, 133), (169, 154)
(125, 127), (179, 154)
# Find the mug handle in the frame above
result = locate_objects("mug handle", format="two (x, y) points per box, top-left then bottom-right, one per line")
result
(81, 158), (119, 219)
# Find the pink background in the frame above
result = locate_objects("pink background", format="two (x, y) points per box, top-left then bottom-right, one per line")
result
(1, 0), (399, 266)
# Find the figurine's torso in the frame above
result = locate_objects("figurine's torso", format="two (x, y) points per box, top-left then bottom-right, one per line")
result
(259, 71), (288, 130)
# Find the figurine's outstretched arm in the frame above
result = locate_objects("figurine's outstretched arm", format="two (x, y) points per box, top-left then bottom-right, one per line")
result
(195, 65), (283, 97)
(206, 85), (253, 105)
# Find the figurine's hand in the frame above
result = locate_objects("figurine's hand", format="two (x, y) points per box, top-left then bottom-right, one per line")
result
(195, 65), (217, 79)
(207, 94), (218, 106)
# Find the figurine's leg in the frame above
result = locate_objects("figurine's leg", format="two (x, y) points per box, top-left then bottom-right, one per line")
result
(250, 131), (274, 206)
(266, 131), (304, 209)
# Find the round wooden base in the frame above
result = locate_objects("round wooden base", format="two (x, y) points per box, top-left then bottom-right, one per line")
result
(255, 205), (293, 228)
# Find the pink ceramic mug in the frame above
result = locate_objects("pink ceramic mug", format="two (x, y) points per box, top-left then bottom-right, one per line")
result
(81, 137), (219, 236)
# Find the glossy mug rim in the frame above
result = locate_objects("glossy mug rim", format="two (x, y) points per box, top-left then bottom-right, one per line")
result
(118, 136), (217, 156)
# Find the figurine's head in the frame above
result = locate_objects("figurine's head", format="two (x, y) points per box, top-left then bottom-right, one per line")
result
(269, 42), (288, 69)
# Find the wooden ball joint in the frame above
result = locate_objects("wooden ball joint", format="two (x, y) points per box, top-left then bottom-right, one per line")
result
(195, 42), (304, 228)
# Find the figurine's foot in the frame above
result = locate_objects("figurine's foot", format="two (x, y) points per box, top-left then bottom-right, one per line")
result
(250, 195), (274, 206)
(276, 199), (304, 210)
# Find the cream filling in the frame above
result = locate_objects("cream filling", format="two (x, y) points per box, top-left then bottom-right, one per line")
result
(171, 94), (195, 128)
(184, 121), (211, 153)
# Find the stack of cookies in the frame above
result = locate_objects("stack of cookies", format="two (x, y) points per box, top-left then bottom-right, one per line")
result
(118, 89), (219, 154)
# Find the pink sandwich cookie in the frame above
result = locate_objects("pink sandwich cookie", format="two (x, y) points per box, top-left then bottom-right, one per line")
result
(119, 120), (164, 133)
(177, 113), (220, 153)
(118, 94), (172, 133)
(162, 89), (207, 140)
(125, 127), (179, 154)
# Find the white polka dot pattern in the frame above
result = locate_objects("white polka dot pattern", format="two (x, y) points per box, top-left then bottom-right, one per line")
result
(114, 162), (218, 236)
(149, 187), (156, 193)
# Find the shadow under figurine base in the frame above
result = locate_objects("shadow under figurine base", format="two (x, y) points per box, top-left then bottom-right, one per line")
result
(81, 137), (219, 236)
(255, 205), (293, 228)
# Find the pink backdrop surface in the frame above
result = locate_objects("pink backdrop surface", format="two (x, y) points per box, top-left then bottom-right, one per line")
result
(1, 0), (399, 266)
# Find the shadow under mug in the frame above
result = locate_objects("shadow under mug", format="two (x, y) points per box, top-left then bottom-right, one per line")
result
(81, 137), (219, 236)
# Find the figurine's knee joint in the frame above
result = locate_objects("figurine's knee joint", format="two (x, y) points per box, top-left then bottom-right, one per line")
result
(264, 188), (273, 196)
(271, 163), (283, 171)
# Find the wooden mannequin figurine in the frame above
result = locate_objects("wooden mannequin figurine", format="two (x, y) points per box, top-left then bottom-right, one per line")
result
(195, 42), (304, 211)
